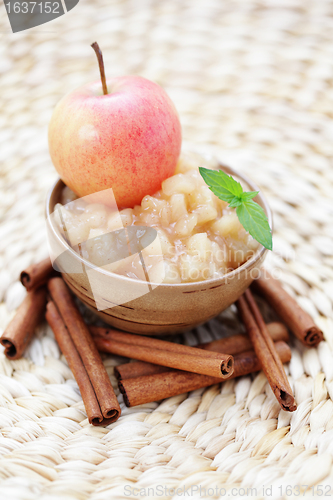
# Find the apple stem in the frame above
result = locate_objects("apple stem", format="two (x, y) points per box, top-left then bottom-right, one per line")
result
(91, 42), (108, 95)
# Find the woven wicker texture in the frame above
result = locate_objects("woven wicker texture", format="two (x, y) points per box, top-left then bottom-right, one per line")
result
(1, 0), (333, 497)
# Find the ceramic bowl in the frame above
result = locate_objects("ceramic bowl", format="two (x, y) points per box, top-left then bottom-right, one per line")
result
(46, 161), (272, 335)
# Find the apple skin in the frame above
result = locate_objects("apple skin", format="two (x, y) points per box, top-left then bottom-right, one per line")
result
(48, 76), (182, 208)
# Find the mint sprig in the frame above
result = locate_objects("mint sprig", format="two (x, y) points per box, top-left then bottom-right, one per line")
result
(199, 167), (272, 250)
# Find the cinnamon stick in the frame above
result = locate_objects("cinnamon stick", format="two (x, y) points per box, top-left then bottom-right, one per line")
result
(113, 321), (289, 380)
(237, 289), (296, 412)
(93, 334), (234, 379)
(46, 302), (114, 426)
(252, 269), (323, 347)
(20, 257), (56, 291)
(0, 287), (47, 359)
(115, 361), (169, 380)
(119, 341), (291, 407)
(91, 326), (234, 371)
(47, 277), (120, 424)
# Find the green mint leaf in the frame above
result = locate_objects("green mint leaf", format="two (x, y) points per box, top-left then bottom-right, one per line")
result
(228, 196), (243, 208)
(199, 167), (272, 250)
(199, 167), (244, 203)
(240, 191), (259, 202)
(236, 200), (272, 250)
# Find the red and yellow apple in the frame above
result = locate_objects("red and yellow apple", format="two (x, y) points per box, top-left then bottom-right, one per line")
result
(48, 76), (182, 208)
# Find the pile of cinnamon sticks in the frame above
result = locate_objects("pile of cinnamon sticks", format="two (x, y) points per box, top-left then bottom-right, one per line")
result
(1, 259), (120, 425)
(0, 258), (323, 424)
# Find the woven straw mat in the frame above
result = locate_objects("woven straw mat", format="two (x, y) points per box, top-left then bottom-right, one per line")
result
(1, 0), (333, 498)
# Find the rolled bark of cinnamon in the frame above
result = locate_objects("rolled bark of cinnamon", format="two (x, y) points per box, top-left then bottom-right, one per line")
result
(46, 301), (114, 426)
(0, 287), (47, 359)
(91, 327), (234, 376)
(252, 269), (323, 347)
(237, 289), (296, 412)
(47, 277), (120, 424)
(20, 257), (56, 291)
(115, 361), (170, 380)
(119, 341), (291, 407)
(93, 335), (234, 379)
(113, 321), (288, 381)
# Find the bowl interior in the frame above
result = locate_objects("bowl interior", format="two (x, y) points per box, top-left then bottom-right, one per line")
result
(46, 162), (272, 288)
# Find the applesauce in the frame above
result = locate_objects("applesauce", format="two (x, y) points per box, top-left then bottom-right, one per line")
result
(54, 151), (259, 284)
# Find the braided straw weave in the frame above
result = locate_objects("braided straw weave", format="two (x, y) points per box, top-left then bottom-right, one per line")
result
(1, 0), (333, 497)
